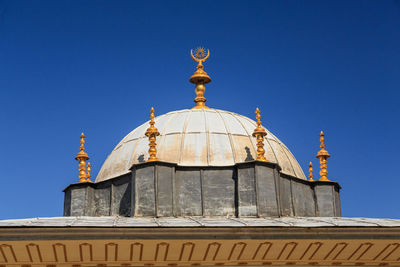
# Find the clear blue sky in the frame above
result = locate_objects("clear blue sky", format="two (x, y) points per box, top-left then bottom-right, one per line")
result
(0, 0), (399, 219)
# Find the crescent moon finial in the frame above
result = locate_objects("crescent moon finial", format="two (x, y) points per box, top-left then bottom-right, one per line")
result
(191, 47), (209, 63)
(189, 47), (211, 110)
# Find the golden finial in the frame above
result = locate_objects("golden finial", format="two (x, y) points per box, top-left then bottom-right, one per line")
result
(145, 107), (160, 162)
(308, 162), (314, 181)
(190, 47), (211, 109)
(75, 133), (89, 183)
(86, 162), (93, 183)
(252, 108), (268, 162)
(316, 131), (331, 181)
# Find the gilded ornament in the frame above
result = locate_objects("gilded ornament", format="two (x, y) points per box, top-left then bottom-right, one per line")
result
(75, 133), (90, 183)
(86, 162), (93, 183)
(308, 162), (314, 181)
(145, 107), (160, 162)
(252, 108), (268, 162)
(190, 47), (211, 109)
(192, 47), (209, 61)
(316, 131), (331, 181)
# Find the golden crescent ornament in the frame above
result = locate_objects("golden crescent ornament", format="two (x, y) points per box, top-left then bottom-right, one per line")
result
(191, 47), (210, 63)
(189, 47), (211, 109)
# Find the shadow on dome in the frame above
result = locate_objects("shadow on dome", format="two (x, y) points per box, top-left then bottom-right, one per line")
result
(137, 154), (145, 163)
(244, 146), (254, 162)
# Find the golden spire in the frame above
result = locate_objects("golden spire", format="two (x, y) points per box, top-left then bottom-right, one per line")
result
(308, 162), (314, 181)
(252, 108), (268, 162)
(190, 47), (211, 109)
(75, 133), (89, 183)
(86, 162), (93, 183)
(145, 107), (160, 162)
(316, 131), (331, 181)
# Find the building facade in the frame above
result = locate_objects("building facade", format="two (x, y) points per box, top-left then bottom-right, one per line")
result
(0, 49), (399, 267)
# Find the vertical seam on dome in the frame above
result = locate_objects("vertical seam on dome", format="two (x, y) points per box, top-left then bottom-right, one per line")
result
(125, 125), (151, 171)
(229, 112), (257, 162)
(203, 109), (210, 165)
(215, 109), (237, 164)
(263, 137), (282, 172)
(126, 137), (144, 171)
(156, 111), (179, 163)
(264, 133), (279, 163)
(267, 131), (280, 143)
(178, 109), (192, 164)
(280, 144), (298, 177)
(125, 123), (151, 171)
(282, 146), (306, 179)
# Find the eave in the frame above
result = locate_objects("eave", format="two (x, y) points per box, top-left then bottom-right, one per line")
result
(0, 217), (399, 266)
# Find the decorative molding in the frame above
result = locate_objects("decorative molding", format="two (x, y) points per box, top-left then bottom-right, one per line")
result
(0, 239), (399, 266)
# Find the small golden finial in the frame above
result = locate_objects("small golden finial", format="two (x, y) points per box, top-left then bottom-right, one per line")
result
(252, 108), (268, 162)
(86, 162), (93, 183)
(308, 162), (314, 181)
(75, 133), (89, 183)
(316, 131), (331, 181)
(190, 47), (211, 109)
(145, 107), (160, 162)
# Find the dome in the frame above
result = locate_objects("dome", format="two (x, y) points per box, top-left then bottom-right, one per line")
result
(96, 108), (306, 182)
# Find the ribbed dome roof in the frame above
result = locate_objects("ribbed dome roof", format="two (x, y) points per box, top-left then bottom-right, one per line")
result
(96, 108), (306, 182)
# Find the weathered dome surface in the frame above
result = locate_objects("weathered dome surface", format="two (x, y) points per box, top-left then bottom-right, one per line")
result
(96, 108), (306, 182)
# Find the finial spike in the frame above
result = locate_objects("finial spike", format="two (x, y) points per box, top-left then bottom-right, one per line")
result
(316, 130), (331, 181)
(145, 107), (160, 162)
(320, 131), (325, 149)
(80, 133), (85, 151)
(150, 107), (155, 121)
(308, 161), (314, 181)
(255, 108), (262, 126)
(75, 132), (90, 183)
(252, 108), (268, 162)
(190, 47), (211, 109)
